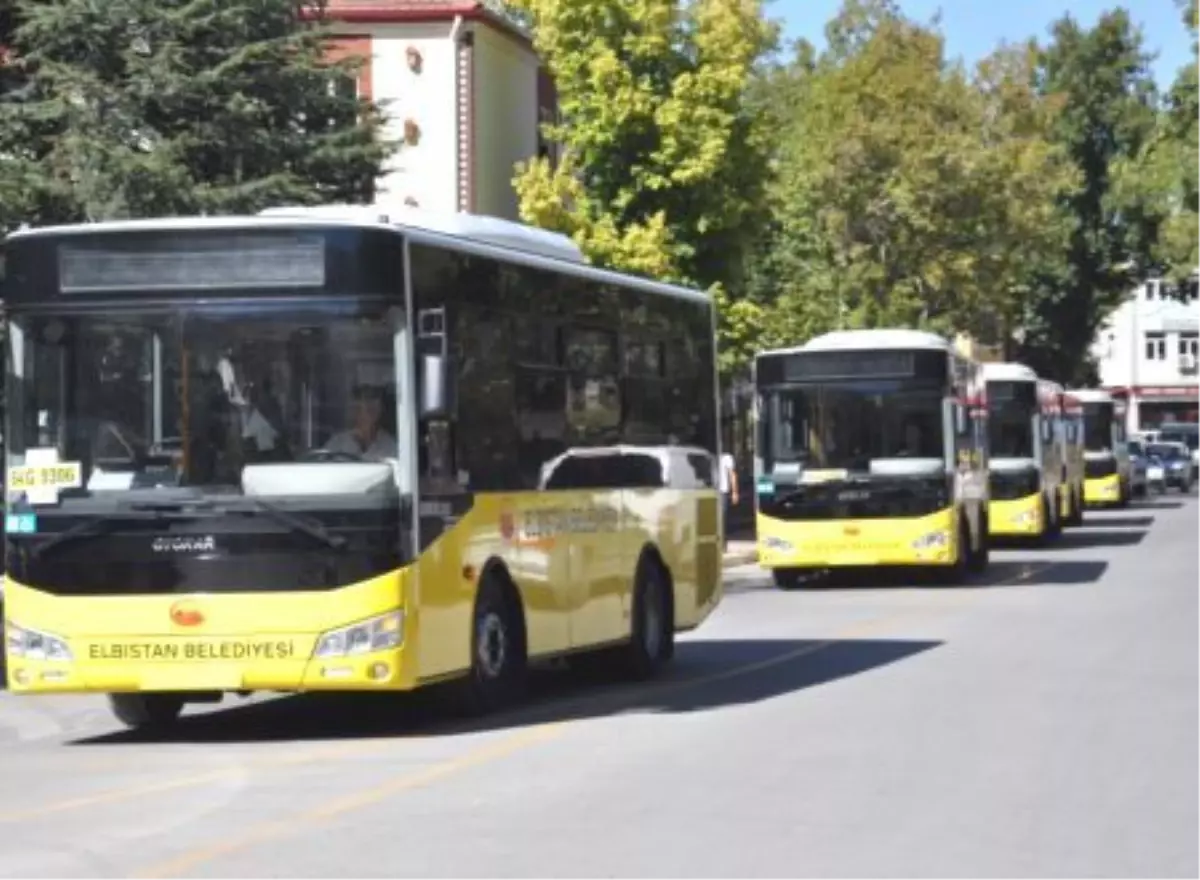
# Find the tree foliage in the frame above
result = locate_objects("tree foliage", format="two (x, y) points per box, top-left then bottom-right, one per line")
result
(508, 0), (777, 296)
(742, 1), (1077, 371)
(0, 0), (392, 230)
(1013, 9), (1161, 383)
(1109, 0), (1198, 289)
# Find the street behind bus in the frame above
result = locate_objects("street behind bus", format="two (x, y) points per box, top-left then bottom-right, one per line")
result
(0, 494), (1196, 878)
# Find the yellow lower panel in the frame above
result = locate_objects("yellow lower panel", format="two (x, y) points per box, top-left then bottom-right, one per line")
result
(3, 571), (413, 695)
(989, 493), (1044, 537)
(1084, 473), (1122, 504)
(756, 506), (958, 568)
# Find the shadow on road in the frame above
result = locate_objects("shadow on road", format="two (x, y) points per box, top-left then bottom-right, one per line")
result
(789, 558), (1107, 591)
(1051, 528), (1148, 549)
(1083, 515), (1155, 529)
(1001, 559), (1108, 586)
(1129, 499), (1185, 510)
(66, 637), (942, 746)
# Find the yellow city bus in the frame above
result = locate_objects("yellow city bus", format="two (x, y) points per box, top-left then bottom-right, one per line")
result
(1069, 388), (1132, 507)
(1058, 389), (1086, 526)
(981, 364), (1064, 542)
(1, 206), (723, 728)
(753, 329), (990, 587)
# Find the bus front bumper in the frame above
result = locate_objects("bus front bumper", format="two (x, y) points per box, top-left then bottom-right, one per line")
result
(2, 580), (417, 695)
(1084, 473), (1122, 504)
(988, 493), (1043, 537)
(756, 507), (960, 568)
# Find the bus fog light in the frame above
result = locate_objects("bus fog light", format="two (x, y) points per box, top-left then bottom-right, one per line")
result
(6, 623), (73, 661)
(369, 663), (390, 680)
(911, 531), (947, 550)
(313, 611), (404, 658)
(1010, 509), (1036, 525)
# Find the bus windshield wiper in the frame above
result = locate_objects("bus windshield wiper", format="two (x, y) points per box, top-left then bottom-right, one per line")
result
(27, 507), (206, 562)
(222, 496), (347, 551)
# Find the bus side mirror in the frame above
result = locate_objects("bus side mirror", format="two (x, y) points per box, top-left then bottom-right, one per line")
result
(419, 353), (453, 419)
(954, 404), (967, 435)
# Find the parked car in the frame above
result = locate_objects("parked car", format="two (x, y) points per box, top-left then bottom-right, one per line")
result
(1157, 423), (1199, 481)
(1126, 439), (1150, 497)
(1146, 441), (1194, 493)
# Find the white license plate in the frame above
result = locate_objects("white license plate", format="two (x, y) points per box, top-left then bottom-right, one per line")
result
(1148, 466), (1165, 480)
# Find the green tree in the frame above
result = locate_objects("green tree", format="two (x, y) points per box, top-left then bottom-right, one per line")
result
(0, 0), (392, 226)
(1110, 0), (1198, 289)
(748, 1), (1076, 362)
(1016, 9), (1160, 383)
(508, 0), (777, 296)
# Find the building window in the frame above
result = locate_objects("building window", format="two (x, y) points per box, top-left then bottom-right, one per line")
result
(1179, 332), (1199, 359)
(1144, 281), (1157, 301)
(1145, 333), (1166, 360)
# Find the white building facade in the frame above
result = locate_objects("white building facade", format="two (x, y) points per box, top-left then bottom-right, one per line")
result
(325, 0), (557, 220)
(1091, 276), (1200, 433)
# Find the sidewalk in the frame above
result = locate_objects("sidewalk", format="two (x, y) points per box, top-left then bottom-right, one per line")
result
(723, 539), (757, 567)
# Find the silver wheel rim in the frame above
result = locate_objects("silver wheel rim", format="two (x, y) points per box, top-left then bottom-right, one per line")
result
(642, 582), (662, 658)
(477, 612), (507, 680)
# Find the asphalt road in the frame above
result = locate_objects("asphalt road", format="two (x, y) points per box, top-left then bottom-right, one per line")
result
(0, 494), (1196, 878)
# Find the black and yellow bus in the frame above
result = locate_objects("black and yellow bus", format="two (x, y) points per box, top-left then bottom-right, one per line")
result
(1, 206), (723, 728)
(1068, 388), (1132, 507)
(753, 329), (990, 587)
(981, 363), (1068, 541)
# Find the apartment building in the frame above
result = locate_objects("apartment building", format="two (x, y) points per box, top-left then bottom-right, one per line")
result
(1092, 276), (1200, 433)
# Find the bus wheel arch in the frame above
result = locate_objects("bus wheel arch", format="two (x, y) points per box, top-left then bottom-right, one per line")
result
(457, 559), (529, 716)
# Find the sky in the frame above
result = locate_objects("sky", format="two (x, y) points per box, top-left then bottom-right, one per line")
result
(771, 0), (1193, 88)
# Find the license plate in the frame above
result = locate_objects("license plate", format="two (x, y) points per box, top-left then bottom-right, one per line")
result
(140, 666), (243, 691)
(1149, 467), (1165, 480)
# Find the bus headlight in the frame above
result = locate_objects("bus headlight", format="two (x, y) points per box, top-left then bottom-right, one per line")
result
(911, 531), (948, 550)
(6, 623), (73, 661)
(762, 536), (794, 552)
(313, 611), (404, 658)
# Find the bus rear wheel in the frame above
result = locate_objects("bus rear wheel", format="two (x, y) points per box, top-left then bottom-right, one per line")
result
(618, 559), (674, 680)
(108, 693), (184, 730)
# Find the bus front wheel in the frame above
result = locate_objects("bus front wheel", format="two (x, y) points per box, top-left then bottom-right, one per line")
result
(108, 693), (184, 730)
(456, 573), (528, 716)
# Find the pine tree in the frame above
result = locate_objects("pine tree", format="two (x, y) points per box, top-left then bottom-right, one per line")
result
(0, 0), (393, 225)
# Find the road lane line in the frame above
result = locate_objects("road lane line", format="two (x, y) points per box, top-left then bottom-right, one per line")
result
(129, 559), (1054, 877)
(131, 723), (567, 879)
(0, 739), (398, 823)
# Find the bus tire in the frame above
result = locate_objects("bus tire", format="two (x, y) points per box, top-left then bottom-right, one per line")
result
(772, 568), (806, 590)
(1040, 496), (1060, 544)
(1065, 487), (1084, 527)
(108, 693), (184, 730)
(967, 512), (989, 574)
(619, 557), (674, 680)
(456, 572), (528, 716)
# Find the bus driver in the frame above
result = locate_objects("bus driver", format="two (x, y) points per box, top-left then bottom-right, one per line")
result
(324, 384), (399, 460)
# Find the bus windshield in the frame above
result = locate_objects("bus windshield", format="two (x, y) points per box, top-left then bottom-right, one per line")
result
(765, 381), (944, 473)
(5, 300), (408, 511)
(1082, 402), (1116, 452)
(987, 382), (1036, 459)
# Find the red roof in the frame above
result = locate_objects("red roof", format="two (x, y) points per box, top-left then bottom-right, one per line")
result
(323, 0), (531, 45)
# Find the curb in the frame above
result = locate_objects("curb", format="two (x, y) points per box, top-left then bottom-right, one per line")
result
(722, 551), (758, 568)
